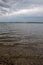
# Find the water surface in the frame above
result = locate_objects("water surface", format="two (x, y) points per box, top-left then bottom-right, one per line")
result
(0, 23), (43, 45)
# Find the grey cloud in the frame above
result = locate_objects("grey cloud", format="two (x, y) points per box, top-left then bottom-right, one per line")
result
(0, 3), (10, 8)
(0, 9), (8, 14)
(0, 0), (43, 16)
(1, 0), (43, 8)
(0, 1), (10, 8)
(2, 0), (9, 3)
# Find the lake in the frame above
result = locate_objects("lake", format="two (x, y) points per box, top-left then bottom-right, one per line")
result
(0, 23), (43, 45)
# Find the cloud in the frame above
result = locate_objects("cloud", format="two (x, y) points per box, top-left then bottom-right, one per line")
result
(2, 0), (9, 3)
(0, 0), (10, 8)
(0, 0), (43, 16)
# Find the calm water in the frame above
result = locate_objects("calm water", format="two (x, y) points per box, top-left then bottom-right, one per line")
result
(0, 23), (43, 44)
(0, 23), (43, 34)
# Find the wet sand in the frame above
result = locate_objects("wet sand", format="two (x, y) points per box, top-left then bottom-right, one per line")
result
(0, 34), (43, 65)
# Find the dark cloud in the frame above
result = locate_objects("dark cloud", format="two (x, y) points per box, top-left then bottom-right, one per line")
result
(0, 3), (10, 8)
(2, 0), (9, 3)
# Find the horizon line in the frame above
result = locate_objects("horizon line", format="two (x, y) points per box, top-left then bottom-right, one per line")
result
(0, 22), (43, 23)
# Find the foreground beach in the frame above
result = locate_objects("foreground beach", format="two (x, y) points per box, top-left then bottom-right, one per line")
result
(0, 34), (43, 65)
(0, 43), (43, 65)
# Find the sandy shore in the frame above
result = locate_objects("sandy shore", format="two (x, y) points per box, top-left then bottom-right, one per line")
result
(0, 33), (43, 65)
(0, 42), (43, 65)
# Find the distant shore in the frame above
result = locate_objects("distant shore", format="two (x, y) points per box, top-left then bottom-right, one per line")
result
(0, 22), (43, 23)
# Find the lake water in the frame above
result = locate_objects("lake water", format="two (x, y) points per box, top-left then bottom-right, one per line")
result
(0, 23), (43, 45)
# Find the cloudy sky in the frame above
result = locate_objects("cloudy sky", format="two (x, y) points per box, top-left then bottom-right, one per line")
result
(0, 0), (43, 22)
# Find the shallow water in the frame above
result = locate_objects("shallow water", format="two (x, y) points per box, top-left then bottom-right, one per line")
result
(0, 23), (43, 45)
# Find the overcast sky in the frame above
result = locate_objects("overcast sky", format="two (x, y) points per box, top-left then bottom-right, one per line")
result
(0, 0), (43, 22)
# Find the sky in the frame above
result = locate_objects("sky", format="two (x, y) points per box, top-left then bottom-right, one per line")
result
(0, 0), (43, 22)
